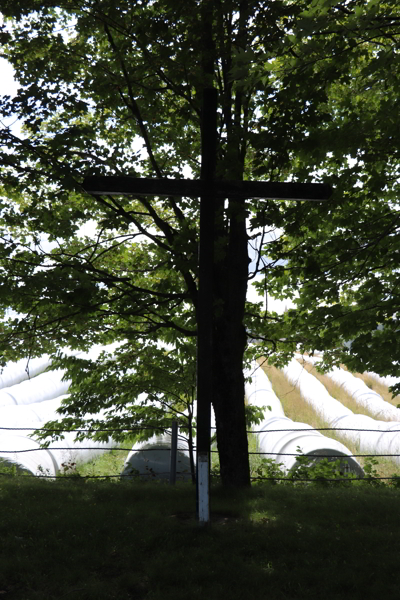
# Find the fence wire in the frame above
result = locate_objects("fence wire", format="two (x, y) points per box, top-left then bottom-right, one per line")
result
(2, 422), (400, 483)
(3, 446), (400, 460)
(1, 470), (400, 484)
(0, 471), (189, 480)
(3, 423), (400, 461)
(3, 425), (400, 433)
(250, 475), (400, 482)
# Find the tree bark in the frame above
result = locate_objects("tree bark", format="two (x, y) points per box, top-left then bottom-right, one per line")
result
(213, 317), (250, 487)
(212, 191), (251, 487)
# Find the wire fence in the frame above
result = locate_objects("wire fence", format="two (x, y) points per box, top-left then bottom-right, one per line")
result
(3, 424), (400, 433)
(1, 472), (397, 483)
(1, 423), (400, 443)
(3, 446), (400, 459)
(2, 423), (400, 484)
(4, 424), (400, 433)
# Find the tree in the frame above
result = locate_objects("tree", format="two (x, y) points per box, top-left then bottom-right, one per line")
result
(256, 0), (400, 390)
(39, 339), (199, 483)
(0, 0), (258, 487)
(1, 0), (398, 487)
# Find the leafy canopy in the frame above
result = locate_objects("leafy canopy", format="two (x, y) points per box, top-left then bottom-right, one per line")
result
(0, 0), (399, 443)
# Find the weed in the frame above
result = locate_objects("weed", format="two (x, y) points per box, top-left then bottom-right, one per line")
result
(362, 457), (385, 487)
(252, 457), (286, 484)
(0, 458), (20, 477)
(36, 464), (52, 477)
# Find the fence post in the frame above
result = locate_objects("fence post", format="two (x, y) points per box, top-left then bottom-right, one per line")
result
(170, 421), (178, 485)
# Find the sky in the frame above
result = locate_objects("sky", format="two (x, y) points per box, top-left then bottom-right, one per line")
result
(0, 58), (17, 94)
(0, 58), (20, 133)
(0, 56), (293, 314)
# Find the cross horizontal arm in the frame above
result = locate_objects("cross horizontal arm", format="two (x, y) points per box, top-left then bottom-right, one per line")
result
(82, 176), (332, 201)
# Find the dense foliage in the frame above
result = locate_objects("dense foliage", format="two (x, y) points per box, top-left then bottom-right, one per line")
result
(260, 0), (400, 385)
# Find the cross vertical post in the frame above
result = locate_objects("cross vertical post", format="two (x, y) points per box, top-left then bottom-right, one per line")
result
(196, 87), (218, 525)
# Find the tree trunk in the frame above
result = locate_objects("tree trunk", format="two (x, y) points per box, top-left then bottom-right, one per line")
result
(212, 189), (251, 487)
(213, 319), (250, 487)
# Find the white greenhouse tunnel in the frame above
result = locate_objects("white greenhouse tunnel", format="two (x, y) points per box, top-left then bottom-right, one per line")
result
(366, 372), (400, 390)
(0, 355), (52, 389)
(0, 430), (115, 477)
(3, 348), (400, 480)
(297, 354), (400, 421)
(0, 343), (121, 406)
(0, 370), (71, 407)
(121, 431), (192, 481)
(0, 356), (116, 476)
(0, 353), (196, 479)
(0, 395), (115, 476)
(0, 397), (68, 428)
(283, 358), (400, 466)
(245, 363), (364, 476)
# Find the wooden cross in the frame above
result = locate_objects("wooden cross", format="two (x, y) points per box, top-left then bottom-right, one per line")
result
(82, 88), (332, 525)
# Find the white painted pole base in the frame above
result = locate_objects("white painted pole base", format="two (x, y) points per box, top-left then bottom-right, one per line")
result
(197, 452), (210, 525)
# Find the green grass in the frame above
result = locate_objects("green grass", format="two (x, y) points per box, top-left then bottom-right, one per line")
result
(3, 360), (400, 599)
(1, 477), (400, 600)
(75, 445), (133, 478)
(2, 364), (400, 599)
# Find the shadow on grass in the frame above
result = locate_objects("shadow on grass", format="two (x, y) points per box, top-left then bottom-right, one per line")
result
(0, 478), (400, 599)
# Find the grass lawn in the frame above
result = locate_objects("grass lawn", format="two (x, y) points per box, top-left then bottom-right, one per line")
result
(1, 477), (400, 600)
